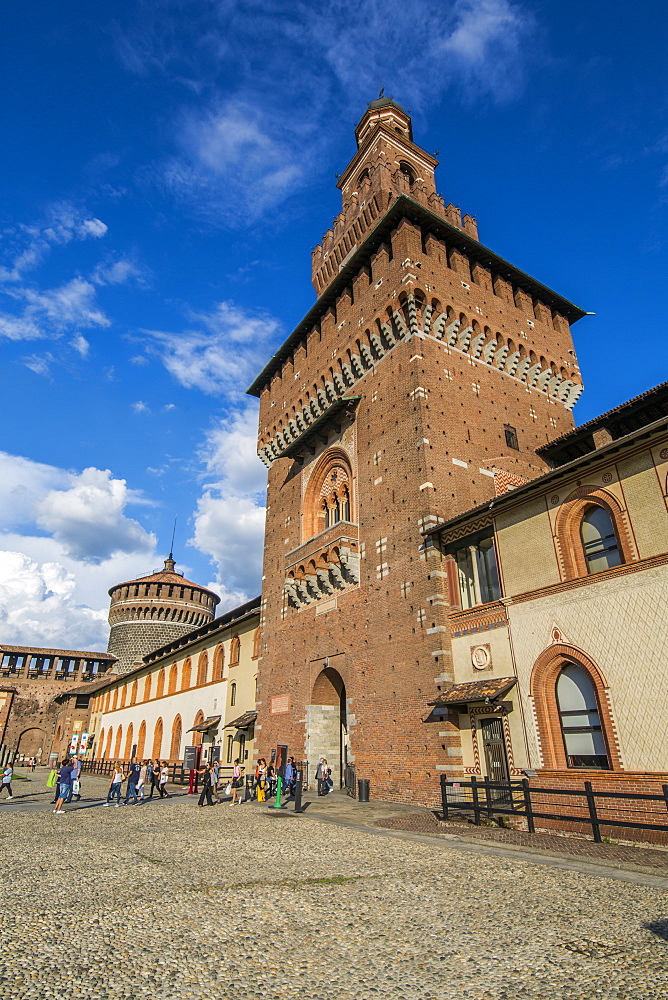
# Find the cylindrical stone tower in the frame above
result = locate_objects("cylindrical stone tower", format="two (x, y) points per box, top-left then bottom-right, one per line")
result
(107, 556), (220, 674)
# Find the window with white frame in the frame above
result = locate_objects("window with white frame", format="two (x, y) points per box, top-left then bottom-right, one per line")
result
(447, 529), (501, 609)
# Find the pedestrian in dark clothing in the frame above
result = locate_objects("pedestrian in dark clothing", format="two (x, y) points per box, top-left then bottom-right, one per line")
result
(197, 764), (214, 807)
(149, 759), (161, 798)
(124, 758), (141, 805)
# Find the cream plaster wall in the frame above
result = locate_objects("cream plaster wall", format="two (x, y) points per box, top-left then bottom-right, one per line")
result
(507, 564), (668, 772)
(495, 498), (560, 596)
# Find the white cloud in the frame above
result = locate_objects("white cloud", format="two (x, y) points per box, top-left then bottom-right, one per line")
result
(132, 400), (150, 413)
(164, 99), (305, 222)
(0, 452), (163, 649)
(199, 403), (266, 496)
(22, 352), (54, 376)
(92, 258), (144, 286)
(0, 550), (110, 651)
(35, 467), (155, 564)
(0, 202), (108, 283)
(142, 300), (281, 397)
(191, 492), (265, 605)
(190, 403), (266, 606)
(71, 334), (90, 358)
(0, 276), (110, 342)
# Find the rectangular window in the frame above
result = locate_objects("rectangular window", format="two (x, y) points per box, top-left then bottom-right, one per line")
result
(447, 530), (502, 610)
(504, 425), (519, 450)
(226, 735), (234, 765)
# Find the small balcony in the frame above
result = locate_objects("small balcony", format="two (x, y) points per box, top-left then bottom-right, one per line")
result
(285, 523), (360, 610)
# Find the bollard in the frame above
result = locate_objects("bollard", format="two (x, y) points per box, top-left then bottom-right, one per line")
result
(294, 769), (303, 812)
(273, 774), (283, 808)
(357, 778), (370, 802)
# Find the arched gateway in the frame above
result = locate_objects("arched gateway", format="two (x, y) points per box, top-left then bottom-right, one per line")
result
(306, 667), (349, 788)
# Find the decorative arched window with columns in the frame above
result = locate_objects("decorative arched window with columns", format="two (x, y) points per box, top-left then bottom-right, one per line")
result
(303, 448), (354, 541)
(554, 486), (633, 580)
(530, 643), (620, 772)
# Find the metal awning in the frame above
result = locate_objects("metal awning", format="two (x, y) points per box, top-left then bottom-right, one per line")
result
(428, 677), (517, 708)
(225, 710), (258, 730)
(187, 715), (221, 734)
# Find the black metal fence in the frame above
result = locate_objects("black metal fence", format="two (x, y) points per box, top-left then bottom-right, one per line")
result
(344, 764), (356, 798)
(440, 775), (668, 843)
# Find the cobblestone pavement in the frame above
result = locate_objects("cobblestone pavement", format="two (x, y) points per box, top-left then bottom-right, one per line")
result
(2, 780), (668, 999)
(373, 812), (668, 877)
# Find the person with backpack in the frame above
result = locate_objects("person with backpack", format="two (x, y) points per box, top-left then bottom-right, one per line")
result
(0, 764), (13, 800)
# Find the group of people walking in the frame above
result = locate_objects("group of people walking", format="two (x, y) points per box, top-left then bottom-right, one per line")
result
(103, 759), (170, 806)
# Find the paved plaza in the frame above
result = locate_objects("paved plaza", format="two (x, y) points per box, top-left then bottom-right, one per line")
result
(1, 772), (667, 999)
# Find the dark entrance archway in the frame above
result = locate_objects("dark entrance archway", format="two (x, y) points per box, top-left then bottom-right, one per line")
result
(15, 726), (47, 759)
(306, 667), (348, 788)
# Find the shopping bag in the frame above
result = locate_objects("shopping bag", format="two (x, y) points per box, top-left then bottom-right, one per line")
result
(46, 769), (57, 789)
(224, 782), (232, 795)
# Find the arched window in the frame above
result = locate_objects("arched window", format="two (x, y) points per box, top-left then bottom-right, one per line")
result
(112, 690), (118, 711)
(114, 726), (123, 759)
(197, 652), (208, 686)
(191, 710), (205, 748)
(556, 664), (610, 769)
(124, 723), (134, 760)
(182, 657), (192, 689)
(252, 628), (261, 660)
(555, 487), (632, 581)
(303, 448), (354, 540)
(230, 636), (240, 666)
(213, 645), (225, 680)
(399, 160), (415, 187)
(152, 718), (163, 758)
(168, 663), (178, 694)
(156, 668), (165, 698)
(170, 715), (182, 760)
(130, 680), (138, 705)
(105, 728), (113, 759)
(143, 675), (151, 701)
(137, 720), (146, 759)
(99, 728), (105, 759)
(230, 682), (237, 707)
(120, 686), (127, 709)
(580, 506), (622, 574)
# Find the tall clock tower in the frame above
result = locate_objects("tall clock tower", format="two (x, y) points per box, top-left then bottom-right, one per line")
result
(247, 98), (585, 802)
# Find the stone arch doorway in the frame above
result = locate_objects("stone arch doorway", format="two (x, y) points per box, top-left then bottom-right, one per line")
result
(306, 667), (348, 788)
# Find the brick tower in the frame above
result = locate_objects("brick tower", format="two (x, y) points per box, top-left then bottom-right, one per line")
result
(107, 555), (220, 673)
(247, 98), (586, 803)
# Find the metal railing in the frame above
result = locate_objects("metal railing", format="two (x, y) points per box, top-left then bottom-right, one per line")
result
(440, 775), (668, 843)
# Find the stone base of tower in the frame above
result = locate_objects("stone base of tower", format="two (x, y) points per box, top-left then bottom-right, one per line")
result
(107, 620), (204, 674)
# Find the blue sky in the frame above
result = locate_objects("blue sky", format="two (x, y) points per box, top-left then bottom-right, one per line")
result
(1, 0), (666, 650)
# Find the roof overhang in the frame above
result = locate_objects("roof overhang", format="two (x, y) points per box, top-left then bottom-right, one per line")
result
(428, 677), (517, 708)
(225, 711), (258, 730)
(187, 715), (221, 734)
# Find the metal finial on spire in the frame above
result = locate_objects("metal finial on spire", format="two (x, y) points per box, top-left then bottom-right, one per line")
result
(169, 516), (177, 559)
